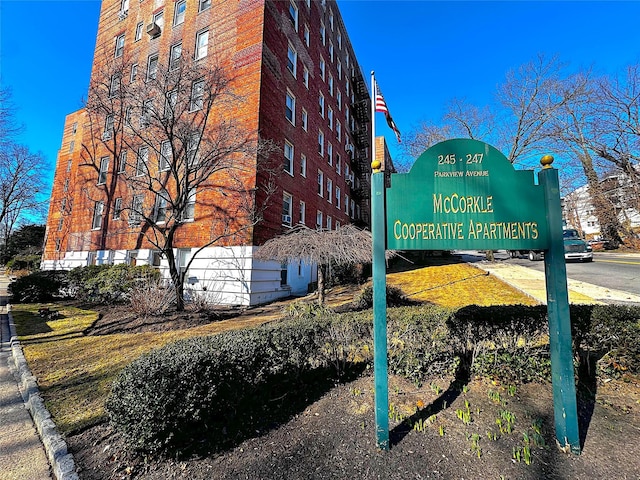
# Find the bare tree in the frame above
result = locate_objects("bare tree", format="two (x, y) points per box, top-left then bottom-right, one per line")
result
(81, 50), (277, 310)
(0, 144), (48, 256)
(255, 225), (391, 305)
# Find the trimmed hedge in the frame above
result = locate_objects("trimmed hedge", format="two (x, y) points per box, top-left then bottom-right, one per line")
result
(8, 270), (70, 303)
(106, 303), (640, 455)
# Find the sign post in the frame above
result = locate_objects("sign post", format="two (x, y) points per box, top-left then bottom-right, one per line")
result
(371, 139), (580, 453)
(371, 163), (389, 450)
(539, 155), (581, 454)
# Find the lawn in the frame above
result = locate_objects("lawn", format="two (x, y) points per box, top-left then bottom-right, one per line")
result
(13, 262), (537, 434)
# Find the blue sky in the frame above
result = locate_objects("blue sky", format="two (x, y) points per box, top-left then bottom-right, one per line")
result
(2, 0), (640, 191)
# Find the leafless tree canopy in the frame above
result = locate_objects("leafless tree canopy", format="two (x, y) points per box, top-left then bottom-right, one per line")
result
(82, 49), (278, 309)
(0, 88), (47, 249)
(401, 55), (640, 245)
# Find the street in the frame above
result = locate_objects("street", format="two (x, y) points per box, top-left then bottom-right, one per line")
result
(458, 250), (640, 298)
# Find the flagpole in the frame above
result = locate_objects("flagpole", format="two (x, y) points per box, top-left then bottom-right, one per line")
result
(370, 70), (389, 450)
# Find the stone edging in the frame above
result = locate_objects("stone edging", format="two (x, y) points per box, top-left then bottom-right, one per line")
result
(6, 305), (79, 480)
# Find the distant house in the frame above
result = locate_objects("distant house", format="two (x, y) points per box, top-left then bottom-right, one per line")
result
(563, 172), (640, 239)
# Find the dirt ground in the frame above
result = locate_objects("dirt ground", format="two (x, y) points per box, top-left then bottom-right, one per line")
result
(65, 303), (640, 480)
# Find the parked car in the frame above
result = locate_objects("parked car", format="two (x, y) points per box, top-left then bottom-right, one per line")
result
(509, 228), (593, 262)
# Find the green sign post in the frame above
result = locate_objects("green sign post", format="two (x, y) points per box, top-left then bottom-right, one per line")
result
(371, 139), (580, 453)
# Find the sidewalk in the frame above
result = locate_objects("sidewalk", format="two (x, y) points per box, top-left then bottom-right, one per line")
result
(0, 275), (77, 480)
(475, 261), (640, 305)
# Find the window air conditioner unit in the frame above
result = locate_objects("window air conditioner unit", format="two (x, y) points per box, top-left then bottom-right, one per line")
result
(102, 131), (112, 141)
(346, 143), (354, 154)
(346, 173), (354, 185)
(282, 214), (292, 225)
(118, 9), (128, 21)
(146, 22), (161, 36)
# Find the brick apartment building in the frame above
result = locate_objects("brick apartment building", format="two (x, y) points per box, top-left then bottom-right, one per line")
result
(42, 0), (375, 305)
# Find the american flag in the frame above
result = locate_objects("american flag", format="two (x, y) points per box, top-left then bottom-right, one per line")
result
(374, 81), (401, 143)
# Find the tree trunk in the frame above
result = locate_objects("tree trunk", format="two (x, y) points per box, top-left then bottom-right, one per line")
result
(164, 247), (185, 312)
(317, 264), (325, 305)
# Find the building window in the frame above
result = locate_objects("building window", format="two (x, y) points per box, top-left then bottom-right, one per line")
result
(345, 194), (349, 214)
(92, 201), (104, 229)
(72, 122), (77, 134)
(57, 218), (63, 231)
(103, 115), (114, 140)
(288, 1), (298, 30)
(328, 74), (334, 96)
(300, 153), (307, 177)
(329, 10), (334, 30)
(336, 186), (341, 208)
(130, 63), (138, 82)
(140, 99), (153, 127)
(126, 250), (138, 265)
(151, 250), (162, 267)
(282, 192), (293, 226)
(301, 108), (308, 131)
(63, 178), (69, 192)
(98, 156), (109, 184)
(317, 170), (324, 197)
(115, 34), (125, 58)
(113, 197), (122, 219)
(328, 107), (333, 130)
(303, 66), (309, 88)
(195, 29), (209, 59)
(187, 134), (200, 166)
(337, 60), (342, 80)
(329, 42), (334, 62)
(69, 140), (75, 152)
(327, 142), (333, 165)
(336, 153), (341, 174)
(336, 90), (342, 110)
(284, 140), (294, 175)
(319, 57), (325, 80)
(285, 90), (296, 124)
(337, 32), (342, 49)
(159, 140), (171, 171)
(164, 89), (178, 118)
(67, 159), (72, 172)
(320, 22), (325, 45)
(173, 0), (186, 25)
(109, 74), (121, 97)
(118, 150), (127, 173)
(303, 24), (309, 46)
(136, 146), (148, 176)
(170, 42), (182, 70)
(183, 188), (196, 220)
(318, 130), (324, 156)
(299, 200), (306, 224)
(151, 10), (164, 38)
(316, 210), (323, 230)
(319, 93), (325, 117)
(199, 0), (211, 12)
(327, 178), (332, 203)
(287, 43), (297, 77)
(133, 21), (143, 41)
(60, 198), (67, 212)
(327, 215), (332, 230)
(190, 79), (205, 111)
(130, 195), (144, 224)
(336, 120), (341, 141)
(146, 54), (159, 81)
(120, 0), (130, 13)
(155, 192), (168, 223)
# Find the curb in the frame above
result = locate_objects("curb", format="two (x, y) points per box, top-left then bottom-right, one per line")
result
(6, 306), (79, 480)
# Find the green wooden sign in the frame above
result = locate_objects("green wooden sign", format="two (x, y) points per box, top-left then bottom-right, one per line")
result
(371, 138), (580, 455)
(386, 139), (549, 251)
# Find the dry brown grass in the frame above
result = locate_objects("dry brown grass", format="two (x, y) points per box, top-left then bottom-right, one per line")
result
(12, 262), (537, 433)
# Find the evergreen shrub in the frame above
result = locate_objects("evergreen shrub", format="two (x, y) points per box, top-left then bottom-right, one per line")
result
(8, 270), (70, 303)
